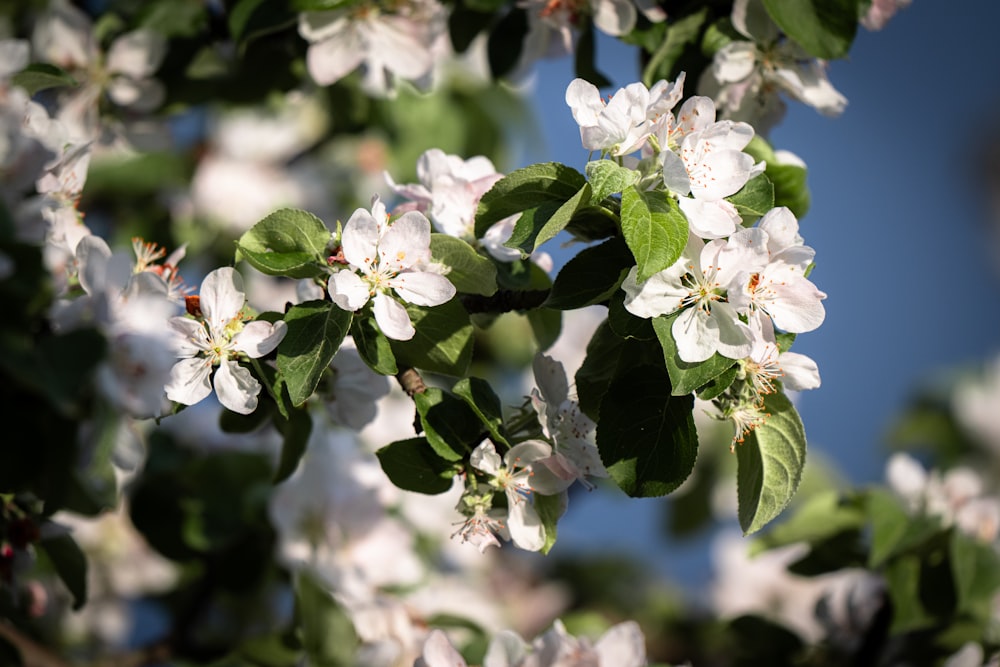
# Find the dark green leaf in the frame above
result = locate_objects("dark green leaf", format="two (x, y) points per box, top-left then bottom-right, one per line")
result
(236, 208), (331, 279)
(585, 161), (640, 202)
(272, 406), (313, 484)
(620, 186), (687, 282)
(735, 390), (807, 535)
(641, 8), (709, 85)
(652, 314), (737, 396)
(762, 0), (859, 59)
(296, 573), (358, 666)
(390, 300), (474, 377)
(487, 8), (527, 79)
(475, 162), (587, 236)
(535, 492), (565, 555)
(276, 300), (352, 406)
(430, 234), (498, 296)
(727, 173), (774, 223)
(229, 0), (297, 46)
(950, 530), (1000, 619)
(608, 290), (655, 340)
(695, 364), (739, 401)
(351, 315), (398, 375)
(453, 377), (509, 447)
(573, 20), (611, 87)
(376, 437), (458, 494)
(545, 237), (633, 310)
(867, 488), (942, 567)
(597, 365), (698, 497)
(752, 489), (865, 552)
(38, 534), (87, 610)
(12, 63), (78, 95)
(575, 321), (663, 420)
(413, 388), (483, 461)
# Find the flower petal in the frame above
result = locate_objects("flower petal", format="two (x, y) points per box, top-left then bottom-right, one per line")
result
(214, 359), (261, 414)
(233, 319), (288, 358)
(164, 357), (213, 406)
(390, 271), (455, 307)
(200, 267), (245, 332)
(328, 270), (370, 312)
(372, 292), (414, 340)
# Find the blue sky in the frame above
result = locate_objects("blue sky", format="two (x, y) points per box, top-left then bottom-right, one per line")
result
(518, 3), (1000, 582)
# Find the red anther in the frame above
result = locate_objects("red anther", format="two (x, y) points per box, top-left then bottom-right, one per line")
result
(185, 294), (202, 317)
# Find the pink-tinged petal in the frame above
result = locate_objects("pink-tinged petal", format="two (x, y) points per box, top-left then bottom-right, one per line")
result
(214, 360), (261, 414)
(677, 197), (739, 239)
(303, 29), (364, 86)
(418, 630), (467, 667)
(506, 501), (545, 552)
(368, 15), (436, 80)
(390, 271), (455, 307)
(595, 621), (646, 667)
(758, 206), (802, 253)
(565, 78), (604, 127)
(341, 207), (380, 270)
(767, 279), (826, 332)
(200, 267), (245, 331)
(700, 119), (755, 152)
(780, 351), (821, 391)
(483, 630), (529, 667)
(672, 307), (718, 363)
(533, 353), (569, 405)
(674, 96), (716, 137)
(378, 212), (432, 271)
(505, 439), (553, 467)
(531, 459), (575, 495)
(328, 270), (370, 312)
(76, 234), (111, 296)
(165, 357), (213, 406)
(372, 292), (414, 340)
(712, 301), (753, 359)
(715, 228), (769, 285)
(233, 319), (288, 358)
(105, 29), (165, 78)
(690, 149), (756, 201)
(714, 41), (758, 83)
(168, 316), (211, 357)
(621, 266), (688, 319)
(470, 440), (503, 476)
(592, 0), (636, 36)
(661, 150), (691, 196)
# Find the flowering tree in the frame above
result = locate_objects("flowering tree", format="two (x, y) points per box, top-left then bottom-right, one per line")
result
(5, 0), (1000, 665)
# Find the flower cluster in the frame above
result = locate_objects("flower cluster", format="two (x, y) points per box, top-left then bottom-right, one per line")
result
(567, 73), (825, 444)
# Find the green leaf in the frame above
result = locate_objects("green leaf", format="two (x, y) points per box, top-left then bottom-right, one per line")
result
(735, 391), (807, 535)
(575, 320), (663, 420)
(453, 377), (509, 447)
(38, 534), (88, 610)
(487, 7), (528, 79)
(272, 406), (313, 484)
(950, 530), (1000, 619)
(11, 63), (78, 95)
(597, 365), (698, 497)
(430, 234), (497, 296)
(229, 0), (297, 46)
(727, 173), (774, 223)
(573, 20), (611, 87)
(762, 0), (859, 60)
(620, 186), (687, 282)
(535, 493), (566, 554)
(884, 555), (936, 633)
(768, 164), (810, 218)
(545, 237), (633, 310)
(652, 314), (737, 396)
(276, 300), (352, 407)
(236, 208), (331, 279)
(376, 437), (458, 494)
(752, 490), (865, 552)
(296, 573), (358, 666)
(866, 488), (942, 567)
(475, 163), (587, 237)
(585, 161), (640, 203)
(350, 316), (398, 376)
(641, 7), (709, 86)
(505, 184), (592, 254)
(608, 290), (655, 341)
(413, 388), (483, 461)
(391, 300), (474, 377)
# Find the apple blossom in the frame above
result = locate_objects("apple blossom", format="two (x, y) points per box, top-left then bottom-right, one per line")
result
(529, 353), (607, 489)
(164, 267), (287, 415)
(327, 195), (456, 341)
(297, 0), (447, 97)
(622, 229), (768, 363)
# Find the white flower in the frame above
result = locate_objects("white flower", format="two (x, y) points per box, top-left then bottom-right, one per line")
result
(530, 353), (607, 489)
(328, 195), (456, 340)
(467, 440), (567, 552)
(622, 229), (768, 362)
(165, 267), (287, 414)
(322, 338), (391, 430)
(742, 314), (821, 395)
(565, 76), (683, 156)
(527, 618), (647, 667)
(298, 0), (447, 97)
(729, 207), (827, 334)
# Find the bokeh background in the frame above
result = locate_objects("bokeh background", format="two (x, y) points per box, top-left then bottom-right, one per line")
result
(518, 1), (1000, 591)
